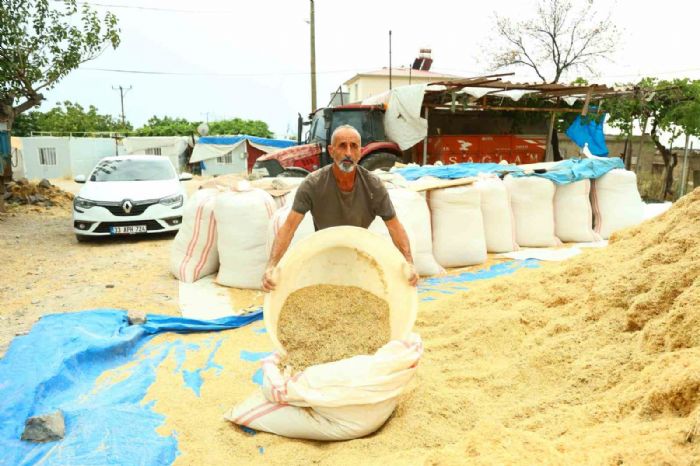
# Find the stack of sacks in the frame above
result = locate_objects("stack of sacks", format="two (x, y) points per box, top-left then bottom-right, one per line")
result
(474, 175), (519, 253)
(504, 175), (561, 248)
(266, 205), (315, 256)
(216, 181), (277, 289)
(591, 169), (644, 239)
(554, 179), (601, 243)
(428, 184), (487, 267)
(368, 187), (444, 276)
(170, 188), (220, 282)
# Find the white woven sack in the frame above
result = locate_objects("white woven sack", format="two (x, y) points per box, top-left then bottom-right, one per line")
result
(504, 175), (561, 248)
(428, 185), (487, 267)
(170, 188), (219, 282)
(590, 169), (644, 239)
(474, 176), (519, 253)
(554, 179), (602, 243)
(266, 205), (315, 257)
(368, 188), (443, 276)
(225, 333), (422, 441)
(215, 187), (277, 289)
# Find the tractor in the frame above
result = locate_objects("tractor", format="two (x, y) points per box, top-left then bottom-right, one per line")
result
(252, 105), (402, 177)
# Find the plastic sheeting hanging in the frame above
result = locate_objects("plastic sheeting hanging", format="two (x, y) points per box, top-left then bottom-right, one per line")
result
(565, 113), (609, 156)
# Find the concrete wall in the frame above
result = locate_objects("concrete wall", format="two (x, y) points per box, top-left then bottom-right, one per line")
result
(69, 138), (120, 178)
(201, 142), (248, 176)
(21, 137), (72, 180)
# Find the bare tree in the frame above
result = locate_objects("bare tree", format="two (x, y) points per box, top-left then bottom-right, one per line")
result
(491, 0), (618, 84)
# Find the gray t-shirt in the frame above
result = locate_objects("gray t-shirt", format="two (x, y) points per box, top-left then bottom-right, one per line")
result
(291, 165), (396, 231)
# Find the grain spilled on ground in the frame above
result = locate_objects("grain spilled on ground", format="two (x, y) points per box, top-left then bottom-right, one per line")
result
(277, 284), (391, 371)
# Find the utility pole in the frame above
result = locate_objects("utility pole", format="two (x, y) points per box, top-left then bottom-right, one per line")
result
(309, 0), (317, 112)
(389, 30), (392, 90)
(112, 85), (132, 128)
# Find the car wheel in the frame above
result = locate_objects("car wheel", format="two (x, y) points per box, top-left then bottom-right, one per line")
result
(76, 234), (91, 243)
(359, 152), (399, 171)
(279, 167), (310, 178)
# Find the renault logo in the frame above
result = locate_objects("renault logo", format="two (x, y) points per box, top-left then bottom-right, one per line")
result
(122, 200), (133, 214)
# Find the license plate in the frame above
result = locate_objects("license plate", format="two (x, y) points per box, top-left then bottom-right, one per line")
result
(110, 225), (147, 235)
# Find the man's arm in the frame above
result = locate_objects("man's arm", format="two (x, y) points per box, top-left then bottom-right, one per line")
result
(384, 216), (418, 286)
(262, 210), (304, 291)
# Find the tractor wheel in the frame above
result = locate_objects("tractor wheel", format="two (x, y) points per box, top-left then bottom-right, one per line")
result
(359, 152), (399, 171)
(278, 167), (310, 178)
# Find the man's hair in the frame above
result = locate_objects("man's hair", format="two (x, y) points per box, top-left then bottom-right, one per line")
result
(330, 124), (361, 145)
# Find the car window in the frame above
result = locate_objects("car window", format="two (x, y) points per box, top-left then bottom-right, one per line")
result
(90, 158), (176, 182)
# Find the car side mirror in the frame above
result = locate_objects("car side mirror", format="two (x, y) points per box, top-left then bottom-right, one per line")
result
(74, 175), (86, 183)
(179, 172), (193, 181)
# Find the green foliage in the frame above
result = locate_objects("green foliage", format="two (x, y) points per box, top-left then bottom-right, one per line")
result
(135, 116), (198, 136)
(134, 116), (274, 138)
(0, 0), (120, 127)
(208, 118), (272, 138)
(12, 101), (125, 136)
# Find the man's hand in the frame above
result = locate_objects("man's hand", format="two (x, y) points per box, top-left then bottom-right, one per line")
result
(262, 266), (277, 292)
(405, 262), (418, 287)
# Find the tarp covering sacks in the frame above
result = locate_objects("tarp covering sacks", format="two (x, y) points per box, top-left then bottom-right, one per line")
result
(504, 175), (562, 248)
(474, 175), (519, 253)
(226, 333), (423, 441)
(170, 188), (219, 282)
(396, 162), (521, 181)
(0, 309), (262, 466)
(216, 183), (277, 289)
(428, 185), (487, 267)
(591, 168), (644, 240)
(511, 157), (625, 185)
(369, 187), (444, 276)
(554, 179), (602, 243)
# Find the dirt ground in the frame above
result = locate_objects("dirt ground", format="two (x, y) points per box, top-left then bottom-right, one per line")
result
(0, 179), (203, 356)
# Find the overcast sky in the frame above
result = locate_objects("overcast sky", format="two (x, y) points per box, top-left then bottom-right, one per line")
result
(40, 0), (700, 138)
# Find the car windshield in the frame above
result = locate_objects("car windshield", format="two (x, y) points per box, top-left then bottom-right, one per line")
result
(90, 158), (176, 182)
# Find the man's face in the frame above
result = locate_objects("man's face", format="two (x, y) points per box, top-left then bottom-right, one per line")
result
(328, 128), (361, 173)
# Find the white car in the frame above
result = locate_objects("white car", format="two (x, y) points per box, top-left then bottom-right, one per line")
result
(72, 155), (192, 241)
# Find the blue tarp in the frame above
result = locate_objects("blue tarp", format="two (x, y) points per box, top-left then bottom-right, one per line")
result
(0, 309), (262, 466)
(198, 135), (296, 149)
(395, 162), (522, 181)
(565, 114), (609, 156)
(510, 157), (624, 185)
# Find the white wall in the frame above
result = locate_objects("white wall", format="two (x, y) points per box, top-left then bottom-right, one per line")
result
(21, 137), (72, 180)
(201, 142), (248, 176)
(69, 138), (120, 178)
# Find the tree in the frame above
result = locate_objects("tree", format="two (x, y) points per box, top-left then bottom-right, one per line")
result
(0, 0), (120, 130)
(12, 101), (126, 136)
(208, 118), (273, 138)
(489, 0), (618, 160)
(135, 116), (198, 136)
(607, 78), (700, 200)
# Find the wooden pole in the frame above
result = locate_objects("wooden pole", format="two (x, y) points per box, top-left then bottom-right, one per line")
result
(680, 135), (692, 197)
(545, 112), (556, 162)
(422, 107), (430, 165)
(310, 0), (317, 112)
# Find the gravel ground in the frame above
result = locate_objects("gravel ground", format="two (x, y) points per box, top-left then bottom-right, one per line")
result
(0, 178), (201, 356)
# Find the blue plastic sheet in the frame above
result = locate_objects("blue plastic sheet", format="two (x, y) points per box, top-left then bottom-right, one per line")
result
(565, 114), (609, 156)
(198, 135), (296, 149)
(0, 309), (262, 466)
(395, 162), (522, 181)
(510, 157), (624, 185)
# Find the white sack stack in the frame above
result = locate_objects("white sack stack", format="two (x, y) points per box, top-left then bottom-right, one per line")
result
(504, 175), (561, 247)
(590, 169), (644, 239)
(266, 205), (316, 257)
(474, 175), (519, 253)
(428, 185), (487, 267)
(368, 188), (443, 276)
(216, 184), (277, 289)
(170, 188), (220, 282)
(554, 179), (602, 243)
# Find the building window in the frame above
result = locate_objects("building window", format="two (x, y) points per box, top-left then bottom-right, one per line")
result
(39, 147), (57, 165)
(217, 152), (233, 164)
(145, 147), (162, 155)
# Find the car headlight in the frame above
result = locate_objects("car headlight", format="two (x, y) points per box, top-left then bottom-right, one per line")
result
(159, 194), (184, 208)
(74, 197), (96, 210)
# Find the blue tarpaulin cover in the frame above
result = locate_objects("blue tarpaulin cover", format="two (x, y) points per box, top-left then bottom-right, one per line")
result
(565, 114), (610, 156)
(0, 309), (262, 466)
(395, 158), (623, 185)
(198, 135), (296, 149)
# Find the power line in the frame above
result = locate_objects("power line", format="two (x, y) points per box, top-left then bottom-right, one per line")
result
(81, 66), (362, 77)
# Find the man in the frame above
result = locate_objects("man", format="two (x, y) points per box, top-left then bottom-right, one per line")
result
(262, 124), (417, 291)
